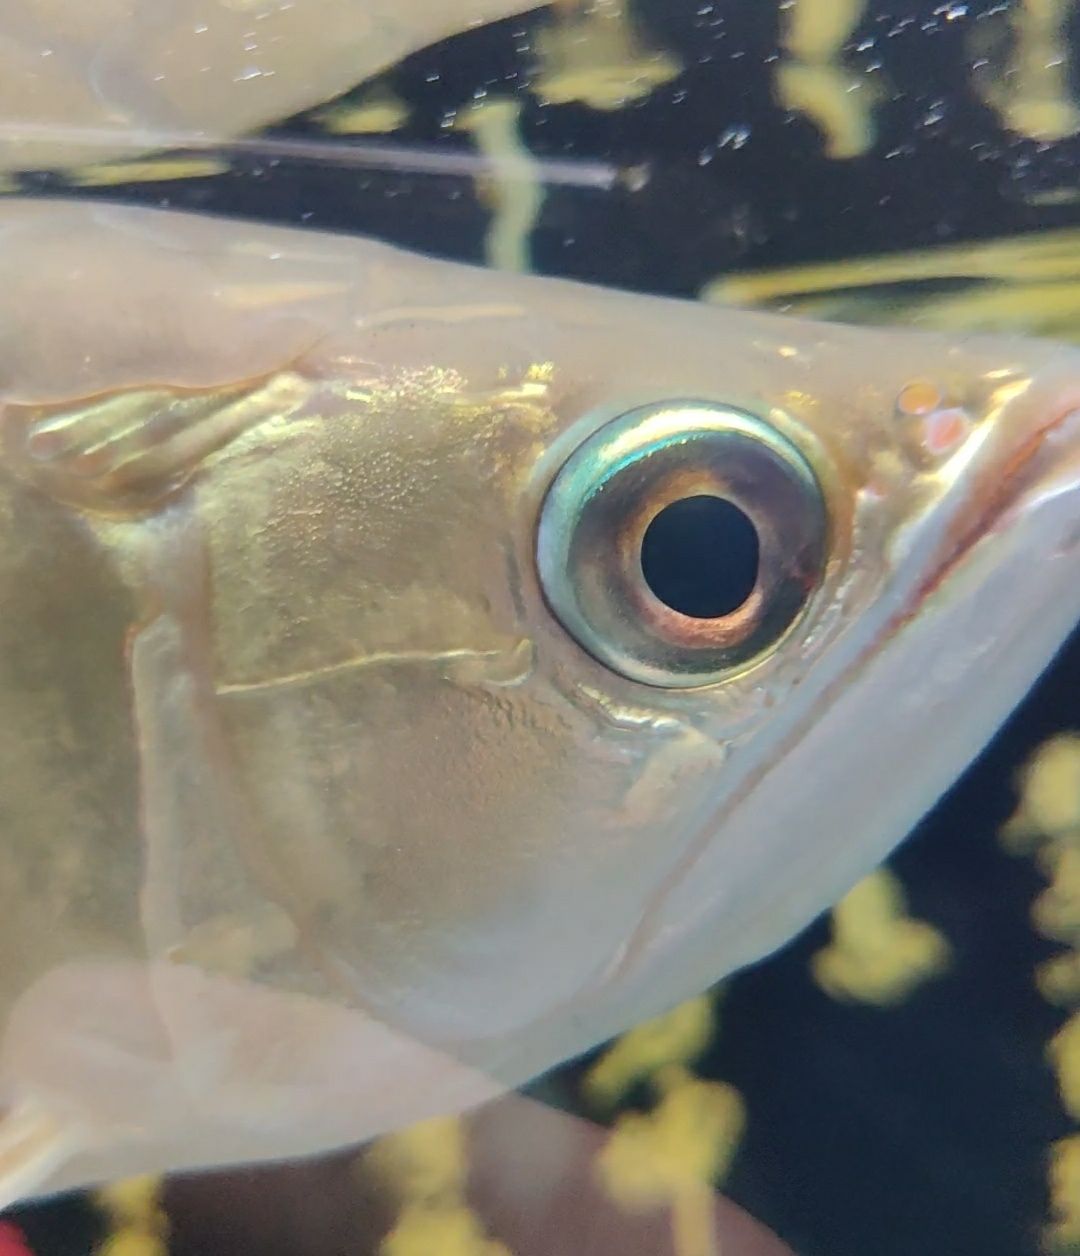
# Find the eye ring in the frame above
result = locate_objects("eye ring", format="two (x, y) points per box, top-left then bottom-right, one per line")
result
(536, 401), (829, 688)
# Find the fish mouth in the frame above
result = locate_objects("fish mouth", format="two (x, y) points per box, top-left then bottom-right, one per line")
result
(902, 399), (1080, 626)
(987, 403), (1080, 544)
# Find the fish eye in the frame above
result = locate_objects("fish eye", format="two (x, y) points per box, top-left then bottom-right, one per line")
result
(536, 402), (828, 688)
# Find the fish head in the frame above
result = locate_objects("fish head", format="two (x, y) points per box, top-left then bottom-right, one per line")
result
(208, 232), (1080, 1064)
(2, 201), (1080, 1191)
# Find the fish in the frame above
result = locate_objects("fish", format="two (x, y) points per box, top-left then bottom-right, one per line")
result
(1, 195), (1080, 1204)
(158, 1087), (798, 1256)
(706, 229), (1080, 345)
(0, 0), (541, 172)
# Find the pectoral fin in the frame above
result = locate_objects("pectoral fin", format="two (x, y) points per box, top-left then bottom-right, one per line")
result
(3, 374), (309, 515)
(0, 1098), (86, 1211)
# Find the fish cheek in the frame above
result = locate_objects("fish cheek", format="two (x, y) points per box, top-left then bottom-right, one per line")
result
(212, 665), (725, 1045)
(197, 397), (723, 1042)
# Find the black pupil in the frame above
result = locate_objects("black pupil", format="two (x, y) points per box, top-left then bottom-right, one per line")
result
(640, 495), (759, 618)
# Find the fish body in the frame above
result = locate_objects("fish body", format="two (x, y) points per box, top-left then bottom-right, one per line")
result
(1, 199), (1080, 1199)
(708, 230), (1080, 345)
(0, 0), (540, 171)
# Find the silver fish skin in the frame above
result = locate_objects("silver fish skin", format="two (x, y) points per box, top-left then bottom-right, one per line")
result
(0, 0), (540, 171)
(0, 199), (1079, 1200)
